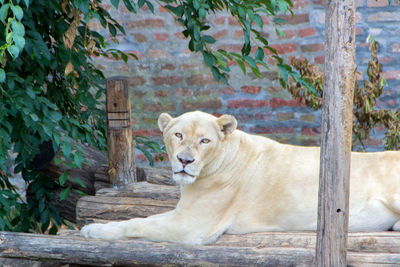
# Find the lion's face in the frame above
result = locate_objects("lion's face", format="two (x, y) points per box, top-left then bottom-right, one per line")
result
(158, 111), (237, 185)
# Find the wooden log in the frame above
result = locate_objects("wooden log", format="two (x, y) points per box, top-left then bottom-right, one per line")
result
(76, 182), (179, 227)
(1, 231), (400, 266)
(106, 77), (136, 187)
(317, 0), (356, 265)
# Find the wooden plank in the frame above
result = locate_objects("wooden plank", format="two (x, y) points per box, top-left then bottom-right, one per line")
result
(76, 182), (179, 227)
(316, 0), (356, 265)
(106, 77), (136, 187)
(1, 231), (400, 266)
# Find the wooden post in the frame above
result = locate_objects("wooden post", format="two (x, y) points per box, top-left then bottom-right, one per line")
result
(106, 77), (136, 188)
(316, 0), (356, 266)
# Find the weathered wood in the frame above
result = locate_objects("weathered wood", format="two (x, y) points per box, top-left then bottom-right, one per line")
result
(1, 231), (400, 266)
(106, 77), (136, 187)
(317, 0), (356, 265)
(76, 182), (179, 227)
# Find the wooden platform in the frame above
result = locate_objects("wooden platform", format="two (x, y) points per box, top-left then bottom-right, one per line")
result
(1, 230), (400, 266)
(2, 173), (400, 266)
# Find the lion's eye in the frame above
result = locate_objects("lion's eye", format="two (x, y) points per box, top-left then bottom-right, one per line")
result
(200, 138), (210, 144)
(175, 133), (183, 139)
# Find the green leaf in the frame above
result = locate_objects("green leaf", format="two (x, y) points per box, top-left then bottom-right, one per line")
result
(203, 51), (216, 67)
(199, 8), (206, 20)
(59, 172), (68, 186)
(255, 47), (264, 61)
(11, 20), (25, 36)
(122, 0), (136, 13)
(235, 59), (246, 75)
(7, 45), (19, 59)
(111, 0), (120, 8)
(59, 186), (71, 201)
(10, 5), (23, 21)
(70, 177), (87, 188)
(12, 34), (25, 50)
(0, 69), (5, 83)
(0, 4), (9, 24)
(202, 35), (216, 44)
(29, 113), (39, 121)
(23, 0), (29, 8)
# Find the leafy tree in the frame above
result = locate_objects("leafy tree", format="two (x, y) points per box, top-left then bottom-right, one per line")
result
(0, 0), (298, 233)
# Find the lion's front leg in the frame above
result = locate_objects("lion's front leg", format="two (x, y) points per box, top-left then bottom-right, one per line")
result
(81, 210), (212, 245)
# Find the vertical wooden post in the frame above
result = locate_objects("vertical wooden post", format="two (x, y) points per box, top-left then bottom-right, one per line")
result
(106, 76), (136, 188)
(316, 0), (356, 266)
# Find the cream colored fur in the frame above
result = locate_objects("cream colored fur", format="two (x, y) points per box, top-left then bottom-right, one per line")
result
(81, 111), (400, 245)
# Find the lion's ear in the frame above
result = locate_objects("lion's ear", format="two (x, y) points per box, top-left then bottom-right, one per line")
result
(217, 114), (237, 135)
(158, 113), (173, 132)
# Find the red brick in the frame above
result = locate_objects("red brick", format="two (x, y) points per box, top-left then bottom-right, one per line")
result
(174, 32), (186, 40)
(148, 49), (172, 58)
(126, 19), (165, 28)
(180, 64), (197, 69)
(152, 76), (183, 86)
(174, 88), (192, 97)
(276, 112), (294, 121)
(301, 127), (321, 136)
(392, 43), (400, 53)
(278, 14), (309, 25)
(161, 64), (176, 71)
(154, 33), (169, 41)
(227, 99), (268, 108)
(279, 29), (296, 39)
(144, 104), (176, 112)
(255, 112), (272, 120)
(154, 90), (169, 97)
(267, 43), (297, 55)
(182, 99), (222, 110)
(194, 89), (212, 96)
(133, 34), (147, 43)
(379, 56), (393, 64)
(212, 30), (228, 39)
(300, 43), (324, 53)
(228, 17), (240, 26)
(383, 70), (400, 80)
(132, 129), (162, 137)
(214, 16), (226, 25)
(219, 87), (236, 95)
(234, 30), (244, 38)
(186, 74), (216, 85)
(251, 126), (295, 134)
(270, 98), (305, 108)
(314, 55), (325, 64)
(261, 16), (271, 25)
(293, 0), (309, 9)
(159, 6), (168, 12)
(356, 27), (363, 35)
(128, 76), (146, 86)
(364, 138), (383, 146)
(241, 86), (261, 94)
(298, 27), (318, 38)
(218, 44), (242, 52)
(367, 0), (389, 7)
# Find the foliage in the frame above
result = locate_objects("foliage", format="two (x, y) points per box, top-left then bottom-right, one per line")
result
(286, 36), (400, 150)
(0, 0), (299, 233)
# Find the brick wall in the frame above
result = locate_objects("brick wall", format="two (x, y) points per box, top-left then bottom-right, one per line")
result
(92, 0), (400, 163)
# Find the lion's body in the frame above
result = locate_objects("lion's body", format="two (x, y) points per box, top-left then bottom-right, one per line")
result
(82, 111), (400, 245)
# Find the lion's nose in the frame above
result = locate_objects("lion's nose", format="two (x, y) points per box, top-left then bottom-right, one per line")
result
(177, 155), (195, 168)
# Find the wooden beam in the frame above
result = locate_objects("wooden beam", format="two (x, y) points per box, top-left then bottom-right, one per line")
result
(1, 231), (400, 266)
(316, 0), (356, 265)
(106, 77), (136, 187)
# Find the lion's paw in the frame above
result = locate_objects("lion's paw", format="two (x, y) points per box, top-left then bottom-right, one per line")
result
(81, 222), (125, 240)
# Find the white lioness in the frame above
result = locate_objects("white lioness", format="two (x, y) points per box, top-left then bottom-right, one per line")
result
(81, 111), (400, 244)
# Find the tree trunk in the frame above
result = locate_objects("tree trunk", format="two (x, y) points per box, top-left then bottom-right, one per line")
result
(1, 231), (400, 266)
(316, 0), (356, 266)
(106, 77), (136, 187)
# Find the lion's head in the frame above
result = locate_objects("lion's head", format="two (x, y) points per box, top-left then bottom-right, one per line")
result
(158, 111), (237, 185)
